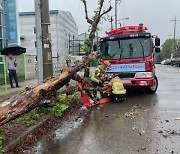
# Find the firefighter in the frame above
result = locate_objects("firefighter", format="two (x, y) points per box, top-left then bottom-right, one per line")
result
(108, 75), (126, 102)
(91, 60), (111, 97)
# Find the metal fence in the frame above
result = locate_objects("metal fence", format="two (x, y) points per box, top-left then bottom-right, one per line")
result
(0, 55), (7, 85)
(14, 54), (26, 82)
(69, 38), (85, 56)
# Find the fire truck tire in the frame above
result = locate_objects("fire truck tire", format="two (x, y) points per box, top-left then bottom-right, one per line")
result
(145, 76), (158, 94)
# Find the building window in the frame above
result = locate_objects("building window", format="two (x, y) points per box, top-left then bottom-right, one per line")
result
(0, 13), (2, 25)
(33, 27), (36, 34)
(0, 26), (2, 38)
(64, 29), (68, 36)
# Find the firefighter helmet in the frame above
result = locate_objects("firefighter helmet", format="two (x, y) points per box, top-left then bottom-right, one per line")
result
(104, 60), (111, 66)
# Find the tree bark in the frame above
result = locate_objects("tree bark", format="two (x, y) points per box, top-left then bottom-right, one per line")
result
(81, 0), (112, 45)
(0, 53), (101, 126)
(81, 0), (112, 77)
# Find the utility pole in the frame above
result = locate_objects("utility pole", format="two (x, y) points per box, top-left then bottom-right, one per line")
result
(115, 0), (122, 29)
(171, 16), (180, 50)
(40, 0), (53, 79)
(115, 0), (117, 29)
(96, 31), (99, 46)
(35, 0), (43, 84)
(110, 16), (114, 30)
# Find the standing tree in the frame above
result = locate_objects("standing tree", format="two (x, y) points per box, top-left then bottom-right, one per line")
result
(81, 0), (112, 77)
(155, 38), (180, 63)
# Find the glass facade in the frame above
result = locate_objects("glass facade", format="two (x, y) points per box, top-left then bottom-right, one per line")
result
(0, 0), (7, 50)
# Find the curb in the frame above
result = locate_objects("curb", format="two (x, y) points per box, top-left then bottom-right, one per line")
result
(4, 118), (48, 152)
(4, 105), (87, 153)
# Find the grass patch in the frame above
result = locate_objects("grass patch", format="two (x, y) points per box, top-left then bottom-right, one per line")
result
(16, 108), (43, 126)
(16, 92), (81, 123)
(49, 92), (81, 117)
(0, 135), (4, 154)
(49, 94), (69, 117)
(67, 92), (81, 106)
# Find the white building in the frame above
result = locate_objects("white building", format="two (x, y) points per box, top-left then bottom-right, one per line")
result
(19, 10), (78, 69)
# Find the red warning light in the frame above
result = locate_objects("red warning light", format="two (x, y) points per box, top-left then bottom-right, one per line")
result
(107, 26), (148, 36)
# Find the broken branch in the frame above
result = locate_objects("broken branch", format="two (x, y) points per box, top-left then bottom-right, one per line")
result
(0, 52), (101, 126)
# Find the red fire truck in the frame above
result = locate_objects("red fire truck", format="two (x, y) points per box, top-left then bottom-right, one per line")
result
(99, 24), (161, 93)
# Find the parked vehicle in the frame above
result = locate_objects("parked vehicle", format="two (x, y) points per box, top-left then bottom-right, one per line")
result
(161, 59), (171, 65)
(99, 24), (161, 93)
(161, 60), (166, 65)
(171, 50), (180, 67)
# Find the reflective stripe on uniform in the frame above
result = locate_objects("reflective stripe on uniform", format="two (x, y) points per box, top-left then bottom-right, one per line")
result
(91, 75), (100, 83)
(95, 68), (101, 77)
(91, 68), (105, 83)
(112, 82), (126, 95)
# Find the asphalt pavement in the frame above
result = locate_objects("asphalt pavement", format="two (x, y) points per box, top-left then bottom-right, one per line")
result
(28, 64), (180, 154)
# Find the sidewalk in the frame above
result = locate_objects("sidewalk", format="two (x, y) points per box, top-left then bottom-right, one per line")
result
(0, 68), (96, 101)
(0, 79), (38, 101)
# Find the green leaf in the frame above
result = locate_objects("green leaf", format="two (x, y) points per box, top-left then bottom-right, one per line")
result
(82, 38), (92, 54)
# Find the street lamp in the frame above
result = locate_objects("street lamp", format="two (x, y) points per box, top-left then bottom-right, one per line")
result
(117, 17), (130, 21)
(117, 17), (129, 27)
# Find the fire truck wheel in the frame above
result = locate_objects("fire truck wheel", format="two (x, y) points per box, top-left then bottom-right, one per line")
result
(145, 76), (158, 94)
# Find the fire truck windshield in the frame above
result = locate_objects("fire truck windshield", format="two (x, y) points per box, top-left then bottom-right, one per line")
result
(100, 38), (151, 59)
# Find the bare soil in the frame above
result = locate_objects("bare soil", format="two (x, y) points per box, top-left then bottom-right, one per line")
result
(0, 103), (82, 154)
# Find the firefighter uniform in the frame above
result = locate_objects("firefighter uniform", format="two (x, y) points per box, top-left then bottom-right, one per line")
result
(91, 67), (105, 85)
(109, 76), (126, 101)
(91, 61), (111, 97)
(91, 61), (110, 85)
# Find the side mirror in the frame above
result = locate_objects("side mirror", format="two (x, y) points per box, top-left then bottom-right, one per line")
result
(155, 47), (161, 53)
(155, 37), (160, 46)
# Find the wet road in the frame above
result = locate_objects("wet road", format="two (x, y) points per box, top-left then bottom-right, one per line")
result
(29, 65), (180, 154)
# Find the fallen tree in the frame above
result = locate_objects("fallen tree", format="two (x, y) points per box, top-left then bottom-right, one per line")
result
(0, 52), (101, 126)
(81, 0), (112, 77)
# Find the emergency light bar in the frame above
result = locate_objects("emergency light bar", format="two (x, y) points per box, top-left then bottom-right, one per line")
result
(100, 32), (151, 42)
(108, 25), (148, 36)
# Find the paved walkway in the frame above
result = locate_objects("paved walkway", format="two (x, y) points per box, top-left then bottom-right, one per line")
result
(0, 67), (96, 101)
(0, 79), (37, 100)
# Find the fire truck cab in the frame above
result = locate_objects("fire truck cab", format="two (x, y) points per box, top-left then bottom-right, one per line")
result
(99, 24), (161, 93)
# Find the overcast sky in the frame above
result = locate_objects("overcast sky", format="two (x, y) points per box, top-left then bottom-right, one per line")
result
(18, 0), (180, 44)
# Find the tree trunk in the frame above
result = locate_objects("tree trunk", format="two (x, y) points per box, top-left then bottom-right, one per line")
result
(84, 66), (90, 78)
(0, 53), (101, 126)
(84, 28), (97, 78)
(81, 0), (112, 77)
